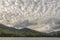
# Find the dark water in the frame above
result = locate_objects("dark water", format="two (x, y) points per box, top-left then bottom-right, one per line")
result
(0, 37), (60, 40)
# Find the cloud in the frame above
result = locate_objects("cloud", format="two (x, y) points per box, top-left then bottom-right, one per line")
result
(0, 0), (60, 33)
(14, 20), (37, 28)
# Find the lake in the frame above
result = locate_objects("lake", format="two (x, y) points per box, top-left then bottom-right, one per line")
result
(0, 37), (60, 40)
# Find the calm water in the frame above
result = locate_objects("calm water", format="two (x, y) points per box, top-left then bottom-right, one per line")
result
(0, 37), (60, 40)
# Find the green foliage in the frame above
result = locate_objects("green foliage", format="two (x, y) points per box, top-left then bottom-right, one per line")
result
(0, 28), (60, 37)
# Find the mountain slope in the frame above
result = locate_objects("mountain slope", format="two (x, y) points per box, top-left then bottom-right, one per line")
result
(0, 24), (52, 37)
(0, 24), (60, 37)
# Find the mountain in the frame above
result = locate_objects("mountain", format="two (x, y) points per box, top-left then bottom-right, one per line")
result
(0, 24), (18, 31)
(49, 31), (60, 35)
(0, 24), (51, 37)
(0, 24), (60, 37)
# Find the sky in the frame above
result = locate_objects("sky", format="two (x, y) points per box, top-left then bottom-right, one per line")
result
(0, 0), (60, 33)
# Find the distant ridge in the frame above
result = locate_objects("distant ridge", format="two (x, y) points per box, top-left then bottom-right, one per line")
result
(0, 24), (49, 37)
(0, 24), (39, 32)
(0, 24), (18, 31)
(0, 24), (60, 37)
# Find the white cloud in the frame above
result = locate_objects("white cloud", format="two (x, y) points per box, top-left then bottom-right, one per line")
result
(0, 0), (60, 33)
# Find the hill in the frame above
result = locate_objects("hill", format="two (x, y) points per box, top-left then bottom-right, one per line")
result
(0, 24), (60, 37)
(0, 24), (51, 37)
